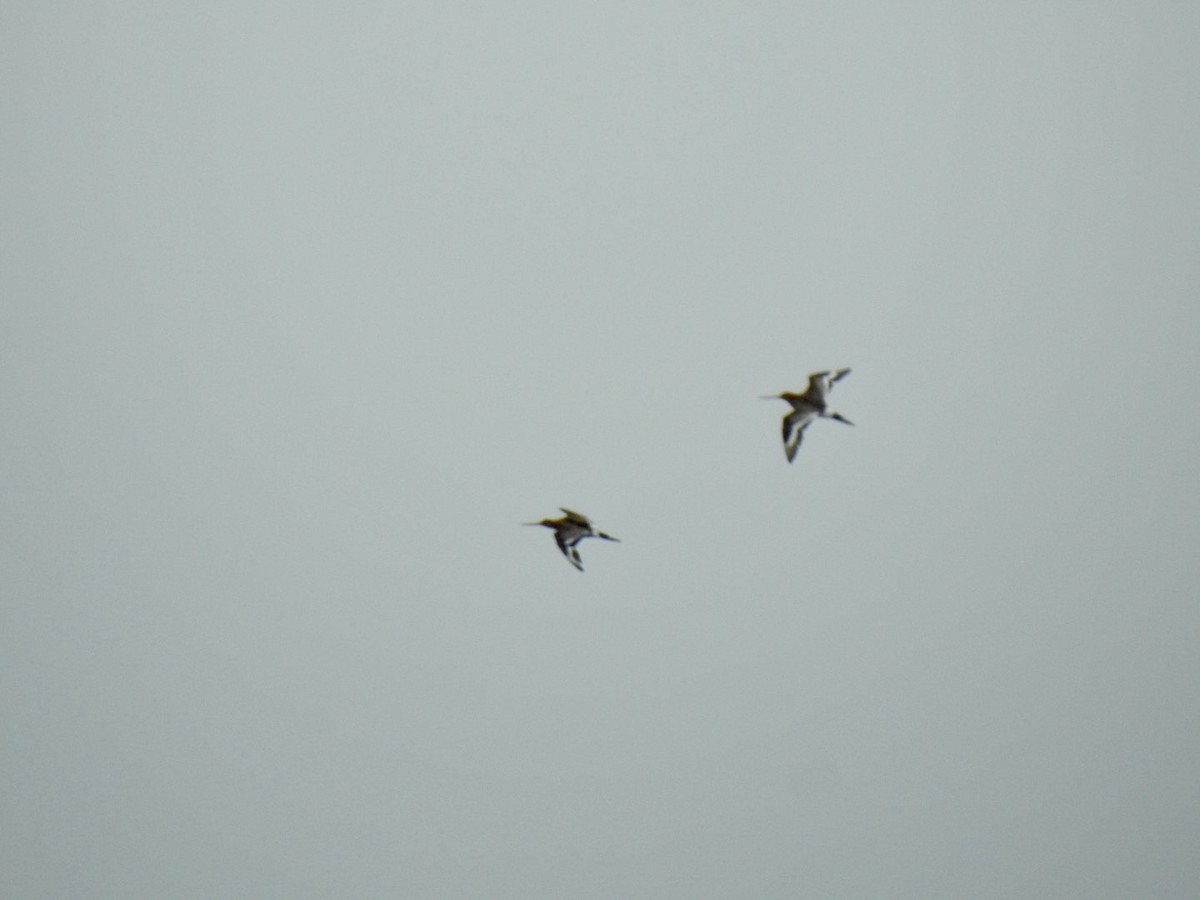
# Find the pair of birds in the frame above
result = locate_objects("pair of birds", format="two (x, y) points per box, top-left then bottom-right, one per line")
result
(526, 369), (853, 571)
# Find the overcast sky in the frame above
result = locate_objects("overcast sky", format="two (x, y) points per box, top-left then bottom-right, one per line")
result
(3, 3), (1199, 898)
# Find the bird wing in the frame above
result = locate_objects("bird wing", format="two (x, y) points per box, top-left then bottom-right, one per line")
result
(554, 530), (585, 571)
(558, 507), (591, 526)
(782, 407), (816, 462)
(806, 371), (834, 403)
(805, 368), (850, 404)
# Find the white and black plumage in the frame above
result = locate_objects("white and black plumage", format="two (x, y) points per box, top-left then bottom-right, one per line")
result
(762, 369), (854, 462)
(523, 508), (619, 572)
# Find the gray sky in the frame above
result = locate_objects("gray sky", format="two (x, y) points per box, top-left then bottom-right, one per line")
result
(3, 3), (1199, 897)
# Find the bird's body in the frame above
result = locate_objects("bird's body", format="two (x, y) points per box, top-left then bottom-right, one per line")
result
(523, 508), (619, 572)
(763, 369), (854, 462)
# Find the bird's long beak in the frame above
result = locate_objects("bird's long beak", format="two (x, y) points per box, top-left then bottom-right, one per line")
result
(759, 394), (779, 400)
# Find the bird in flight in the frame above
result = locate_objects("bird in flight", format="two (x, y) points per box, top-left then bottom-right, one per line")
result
(523, 508), (619, 572)
(762, 369), (854, 462)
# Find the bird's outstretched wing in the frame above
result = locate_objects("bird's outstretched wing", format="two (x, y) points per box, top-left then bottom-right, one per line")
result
(554, 530), (585, 571)
(558, 508), (591, 526)
(805, 368), (850, 404)
(782, 407), (817, 462)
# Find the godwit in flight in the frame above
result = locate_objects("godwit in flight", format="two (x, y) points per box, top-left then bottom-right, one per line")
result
(523, 508), (619, 572)
(762, 368), (854, 462)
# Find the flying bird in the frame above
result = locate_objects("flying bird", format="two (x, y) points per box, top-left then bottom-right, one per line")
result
(523, 507), (619, 572)
(762, 368), (854, 462)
